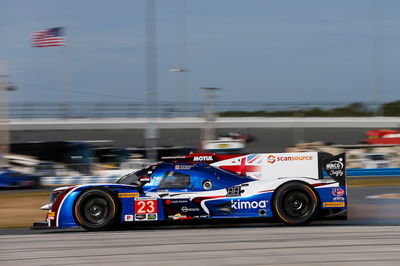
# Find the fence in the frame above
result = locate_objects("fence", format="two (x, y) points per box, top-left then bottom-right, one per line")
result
(1, 101), (380, 119)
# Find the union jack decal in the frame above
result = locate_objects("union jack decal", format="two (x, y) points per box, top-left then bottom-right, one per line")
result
(218, 154), (263, 179)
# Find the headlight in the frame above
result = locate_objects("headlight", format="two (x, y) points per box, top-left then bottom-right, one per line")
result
(41, 187), (67, 210)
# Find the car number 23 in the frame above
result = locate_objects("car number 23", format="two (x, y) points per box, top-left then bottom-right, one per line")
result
(134, 198), (158, 214)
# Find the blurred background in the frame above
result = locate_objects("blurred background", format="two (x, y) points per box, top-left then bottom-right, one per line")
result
(1, 0), (400, 228)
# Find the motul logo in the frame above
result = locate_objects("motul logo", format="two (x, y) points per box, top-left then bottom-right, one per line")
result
(193, 156), (213, 161)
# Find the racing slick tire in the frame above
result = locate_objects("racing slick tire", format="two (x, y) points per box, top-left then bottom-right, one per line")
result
(73, 188), (120, 231)
(272, 181), (319, 225)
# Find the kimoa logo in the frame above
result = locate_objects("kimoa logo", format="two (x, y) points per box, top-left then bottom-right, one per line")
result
(231, 199), (268, 210)
(193, 156), (213, 161)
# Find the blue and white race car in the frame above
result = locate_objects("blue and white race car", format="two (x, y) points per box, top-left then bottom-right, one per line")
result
(0, 168), (41, 188)
(35, 152), (347, 231)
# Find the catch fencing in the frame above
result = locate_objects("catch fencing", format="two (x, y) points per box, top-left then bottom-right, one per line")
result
(1, 101), (377, 119)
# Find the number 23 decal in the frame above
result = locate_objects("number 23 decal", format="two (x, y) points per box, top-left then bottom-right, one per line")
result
(134, 198), (158, 214)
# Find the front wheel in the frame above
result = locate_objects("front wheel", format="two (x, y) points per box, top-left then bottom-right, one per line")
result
(73, 188), (119, 231)
(272, 182), (319, 225)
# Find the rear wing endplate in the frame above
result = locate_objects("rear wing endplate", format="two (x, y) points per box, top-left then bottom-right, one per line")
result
(318, 152), (346, 186)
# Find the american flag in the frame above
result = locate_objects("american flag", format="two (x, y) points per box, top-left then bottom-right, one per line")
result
(31, 27), (65, 47)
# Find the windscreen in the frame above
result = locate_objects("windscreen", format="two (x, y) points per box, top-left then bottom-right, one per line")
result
(116, 168), (149, 184)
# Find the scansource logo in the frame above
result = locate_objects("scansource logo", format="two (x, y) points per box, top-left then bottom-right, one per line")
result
(267, 155), (276, 164)
(267, 154), (313, 163)
(277, 155), (313, 162)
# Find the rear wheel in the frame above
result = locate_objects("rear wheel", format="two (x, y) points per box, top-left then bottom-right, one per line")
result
(73, 188), (119, 231)
(272, 182), (319, 225)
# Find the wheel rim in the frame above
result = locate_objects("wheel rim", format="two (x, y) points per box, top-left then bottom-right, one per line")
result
(282, 190), (311, 218)
(82, 196), (110, 225)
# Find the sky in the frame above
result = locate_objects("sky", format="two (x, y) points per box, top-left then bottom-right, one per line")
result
(1, 0), (400, 106)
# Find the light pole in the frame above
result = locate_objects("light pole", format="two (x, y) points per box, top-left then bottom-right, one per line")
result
(145, 0), (158, 161)
(288, 107), (304, 145)
(201, 87), (221, 141)
(169, 68), (189, 115)
(373, 0), (385, 116)
(0, 61), (17, 155)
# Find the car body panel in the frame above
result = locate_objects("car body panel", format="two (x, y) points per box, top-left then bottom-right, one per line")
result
(39, 152), (347, 229)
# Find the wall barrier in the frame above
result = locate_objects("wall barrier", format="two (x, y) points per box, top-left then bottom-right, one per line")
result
(41, 175), (120, 186)
(346, 168), (400, 177)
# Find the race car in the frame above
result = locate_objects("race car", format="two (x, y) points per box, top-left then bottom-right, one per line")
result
(0, 167), (41, 188)
(34, 152), (347, 231)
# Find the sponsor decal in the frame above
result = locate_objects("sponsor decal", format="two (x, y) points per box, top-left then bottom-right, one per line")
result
(231, 199), (268, 210)
(118, 193), (140, 198)
(328, 169), (344, 177)
(277, 155), (313, 162)
(147, 213), (157, 220)
(267, 155), (313, 164)
(332, 187), (345, 197)
(124, 214), (134, 222)
(134, 197), (158, 221)
(166, 199), (190, 205)
(169, 213), (188, 220)
(334, 196), (345, 201)
(135, 214), (146, 220)
(326, 158), (345, 177)
(323, 202), (345, 208)
(193, 156), (213, 162)
(47, 212), (55, 220)
(175, 165), (193, 170)
(326, 160), (344, 171)
(267, 155), (276, 164)
(139, 176), (150, 182)
(134, 213), (158, 221)
(181, 206), (200, 212)
(193, 215), (209, 219)
(331, 187), (345, 201)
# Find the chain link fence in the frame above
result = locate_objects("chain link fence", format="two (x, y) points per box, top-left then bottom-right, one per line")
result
(1, 101), (383, 119)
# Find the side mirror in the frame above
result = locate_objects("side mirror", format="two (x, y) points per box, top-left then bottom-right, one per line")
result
(135, 177), (150, 195)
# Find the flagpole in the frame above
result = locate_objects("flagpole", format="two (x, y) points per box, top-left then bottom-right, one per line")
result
(60, 27), (70, 118)
(145, 0), (158, 161)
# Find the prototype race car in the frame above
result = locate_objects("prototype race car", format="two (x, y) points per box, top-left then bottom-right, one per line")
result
(34, 152), (347, 231)
(0, 168), (41, 188)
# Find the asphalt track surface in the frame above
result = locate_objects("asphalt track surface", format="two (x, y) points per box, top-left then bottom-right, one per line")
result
(1, 186), (400, 266)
